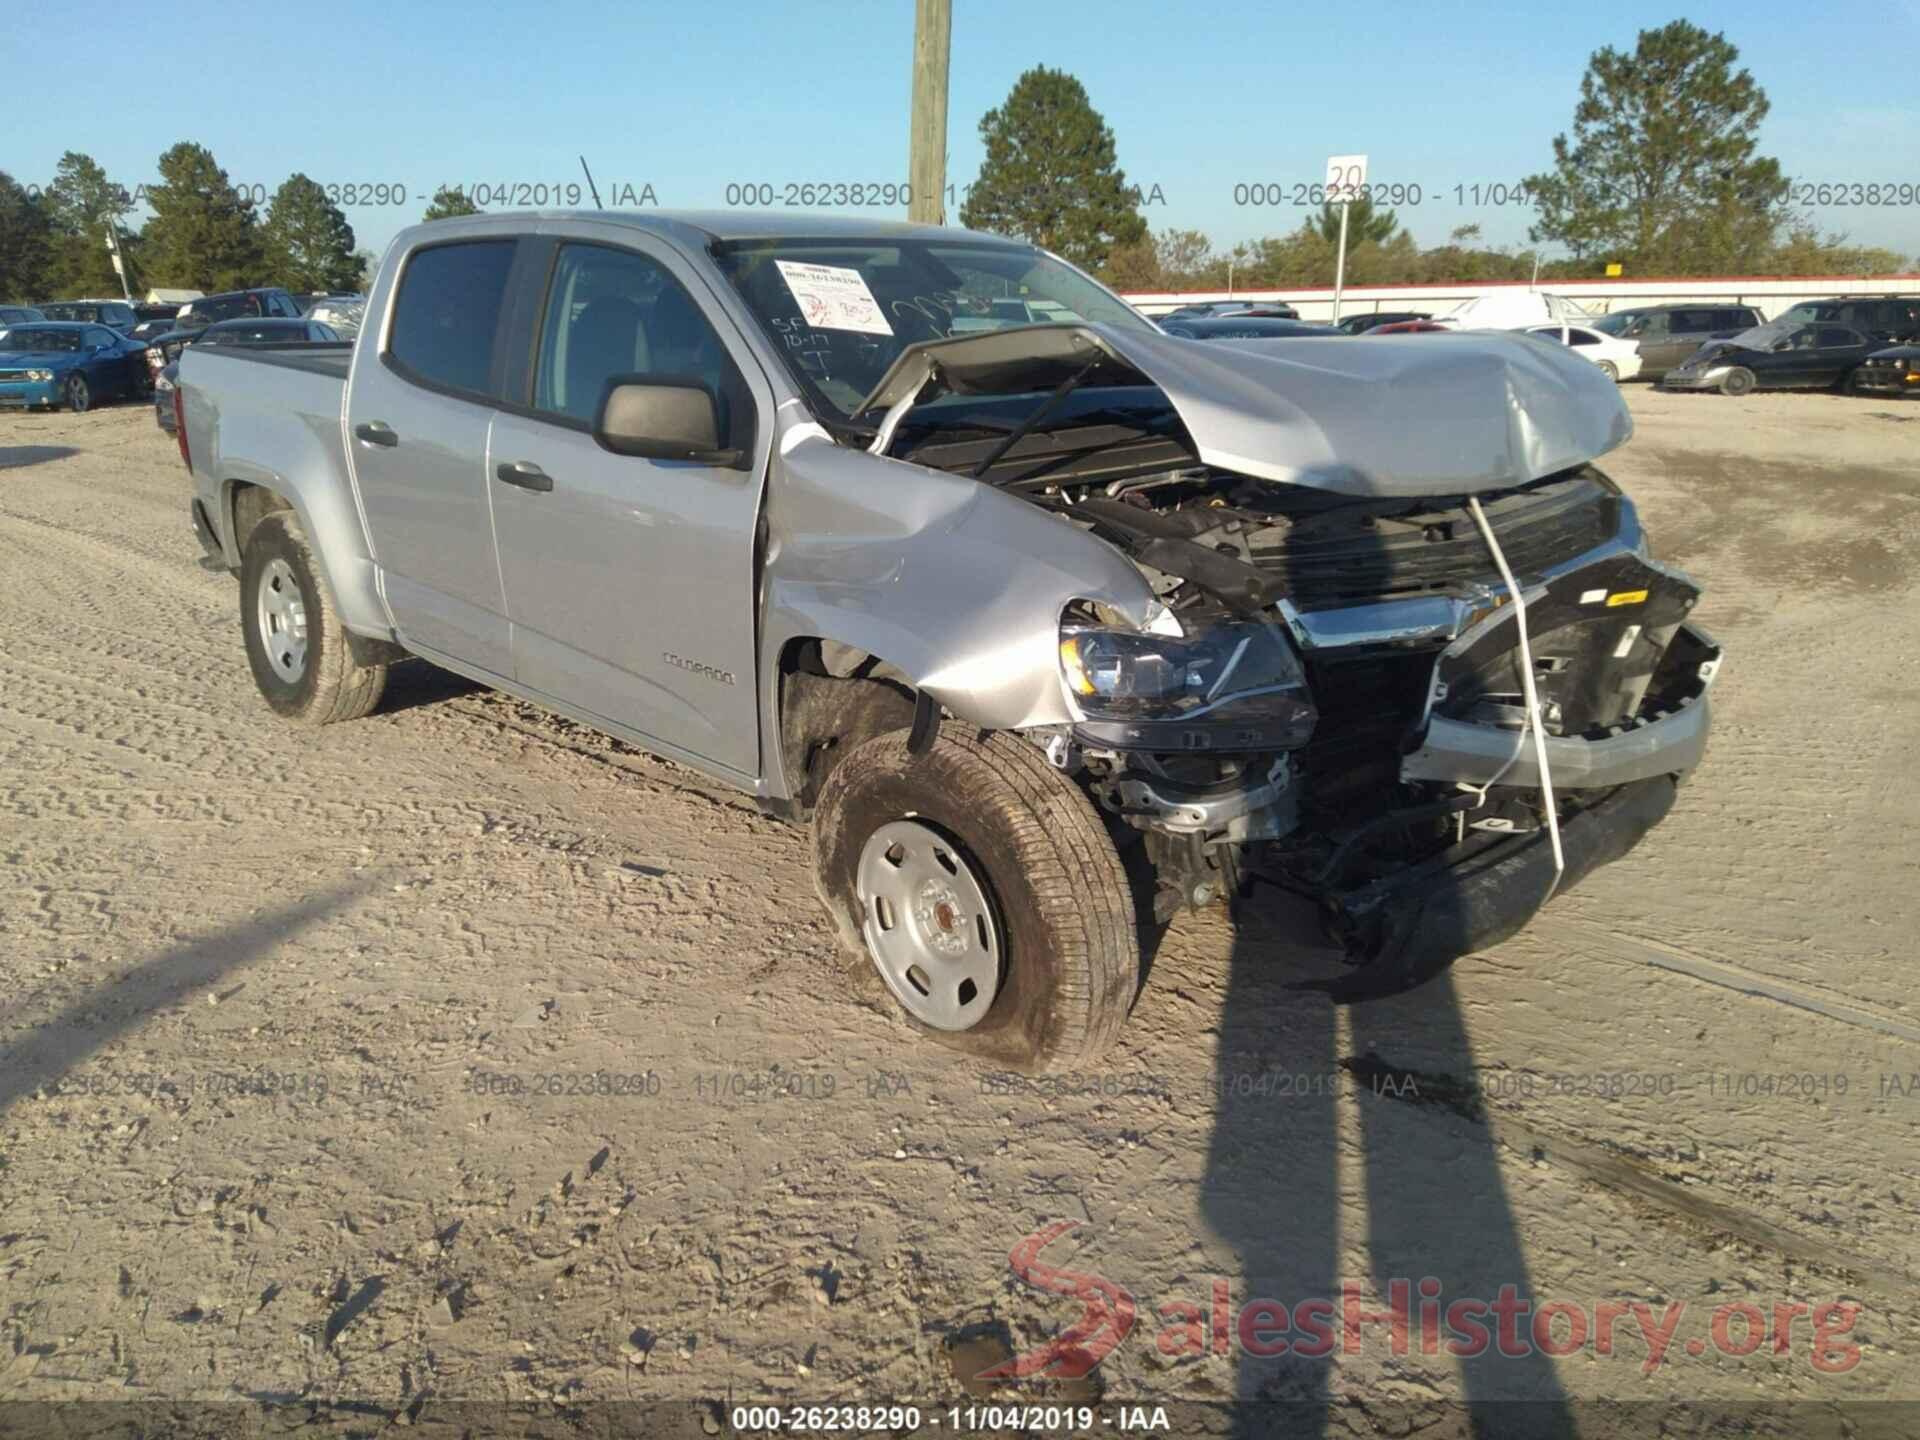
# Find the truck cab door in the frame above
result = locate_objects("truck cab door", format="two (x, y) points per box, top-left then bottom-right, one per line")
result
(344, 236), (519, 677)
(485, 232), (772, 781)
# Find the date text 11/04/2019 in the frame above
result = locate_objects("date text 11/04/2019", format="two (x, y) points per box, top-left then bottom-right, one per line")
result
(729, 1405), (1174, 1433)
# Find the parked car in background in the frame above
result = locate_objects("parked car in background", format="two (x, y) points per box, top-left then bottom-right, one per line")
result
(1589, 304), (1764, 381)
(1520, 323), (1642, 382)
(173, 287), (304, 331)
(129, 316), (183, 343)
(0, 304), (46, 326)
(1369, 319), (1451, 334)
(1336, 311), (1431, 334)
(1658, 323), (1883, 395)
(152, 317), (344, 431)
(304, 295), (366, 337)
(1159, 299), (1299, 320)
(36, 298), (139, 333)
(1431, 290), (1584, 332)
(144, 309), (319, 380)
(1846, 342), (1920, 398)
(0, 321), (150, 411)
(1765, 295), (1920, 341)
(1157, 316), (1339, 340)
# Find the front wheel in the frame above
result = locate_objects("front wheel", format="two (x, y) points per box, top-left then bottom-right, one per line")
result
(240, 510), (388, 723)
(64, 373), (91, 412)
(812, 729), (1140, 1072)
(1719, 367), (1756, 397)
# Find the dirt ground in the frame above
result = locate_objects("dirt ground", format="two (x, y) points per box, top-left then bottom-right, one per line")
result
(2, 385), (1918, 1436)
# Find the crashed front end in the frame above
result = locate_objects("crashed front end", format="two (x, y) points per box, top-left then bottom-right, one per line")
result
(862, 323), (1721, 998)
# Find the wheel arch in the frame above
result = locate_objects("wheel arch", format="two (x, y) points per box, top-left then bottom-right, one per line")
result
(217, 460), (389, 638)
(767, 636), (922, 819)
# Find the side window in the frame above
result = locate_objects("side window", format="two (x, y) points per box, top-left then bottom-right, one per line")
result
(1567, 329), (1598, 346)
(532, 242), (739, 430)
(271, 293), (300, 318)
(387, 239), (517, 398)
(1817, 328), (1859, 348)
(87, 327), (115, 348)
(1639, 313), (1670, 337)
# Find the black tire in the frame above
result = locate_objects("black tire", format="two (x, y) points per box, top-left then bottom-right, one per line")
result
(64, 373), (91, 412)
(1719, 367), (1756, 397)
(239, 510), (388, 723)
(812, 728), (1140, 1072)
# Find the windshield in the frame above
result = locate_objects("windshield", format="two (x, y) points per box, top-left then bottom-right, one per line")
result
(1590, 311), (1641, 336)
(710, 237), (1153, 423)
(0, 327), (83, 352)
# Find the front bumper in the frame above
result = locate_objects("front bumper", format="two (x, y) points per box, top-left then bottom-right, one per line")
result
(1853, 364), (1920, 396)
(1402, 621), (1719, 788)
(0, 379), (58, 408)
(1314, 775), (1678, 1000)
(1657, 367), (1730, 391)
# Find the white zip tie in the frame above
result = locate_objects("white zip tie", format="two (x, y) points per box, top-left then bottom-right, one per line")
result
(1466, 495), (1566, 899)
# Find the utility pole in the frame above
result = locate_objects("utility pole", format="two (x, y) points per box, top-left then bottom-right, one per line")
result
(908, 0), (951, 225)
(104, 224), (133, 303)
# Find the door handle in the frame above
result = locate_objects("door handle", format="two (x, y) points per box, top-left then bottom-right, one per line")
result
(495, 460), (554, 493)
(354, 420), (398, 447)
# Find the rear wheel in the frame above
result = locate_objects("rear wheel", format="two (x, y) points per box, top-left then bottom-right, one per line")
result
(64, 373), (91, 412)
(240, 510), (388, 723)
(812, 728), (1139, 1072)
(1719, 367), (1756, 397)
(1597, 360), (1619, 382)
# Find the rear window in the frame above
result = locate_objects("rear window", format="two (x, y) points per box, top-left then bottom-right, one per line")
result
(387, 240), (516, 397)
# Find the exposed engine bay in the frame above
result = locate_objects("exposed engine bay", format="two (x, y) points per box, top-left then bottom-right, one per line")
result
(870, 367), (1721, 998)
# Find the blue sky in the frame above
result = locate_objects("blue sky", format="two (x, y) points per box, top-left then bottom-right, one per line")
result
(6, 0), (1917, 265)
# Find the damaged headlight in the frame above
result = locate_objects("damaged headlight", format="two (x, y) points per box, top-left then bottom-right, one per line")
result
(1058, 617), (1317, 751)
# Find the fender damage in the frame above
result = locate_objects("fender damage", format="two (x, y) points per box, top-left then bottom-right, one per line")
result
(762, 324), (1720, 994)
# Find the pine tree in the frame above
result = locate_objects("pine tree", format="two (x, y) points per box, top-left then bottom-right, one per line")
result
(0, 172), (55, 301)
(262, 175), (361, 293)
(1525, 21), (1787, 272)
(43, 152), (132, 297)
(142, 143), (263, 292)
(422, 186), (482, 222)
(959, 67), (1147, 272)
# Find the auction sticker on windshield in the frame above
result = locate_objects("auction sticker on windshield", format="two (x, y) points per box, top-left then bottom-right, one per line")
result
(774, 261), (894, 335)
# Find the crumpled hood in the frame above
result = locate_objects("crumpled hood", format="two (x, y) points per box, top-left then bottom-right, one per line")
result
(859, 322), (1633, 499)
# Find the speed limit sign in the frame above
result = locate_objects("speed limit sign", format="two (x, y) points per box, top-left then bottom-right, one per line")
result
(1325, 155), (1368, 204)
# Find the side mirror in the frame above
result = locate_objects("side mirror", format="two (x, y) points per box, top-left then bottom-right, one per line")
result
(594, 378), (743, 468)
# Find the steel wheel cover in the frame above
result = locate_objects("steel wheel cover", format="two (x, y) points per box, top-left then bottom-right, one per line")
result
(856, 819), (1001, 1031)
(256, 557), (309, 682)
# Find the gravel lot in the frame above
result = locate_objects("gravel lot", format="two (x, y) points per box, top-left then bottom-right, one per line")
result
(1, 385), (1917, 1434)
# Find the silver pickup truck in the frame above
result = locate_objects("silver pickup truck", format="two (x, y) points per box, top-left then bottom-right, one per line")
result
(177, 212), (1721, 1071)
